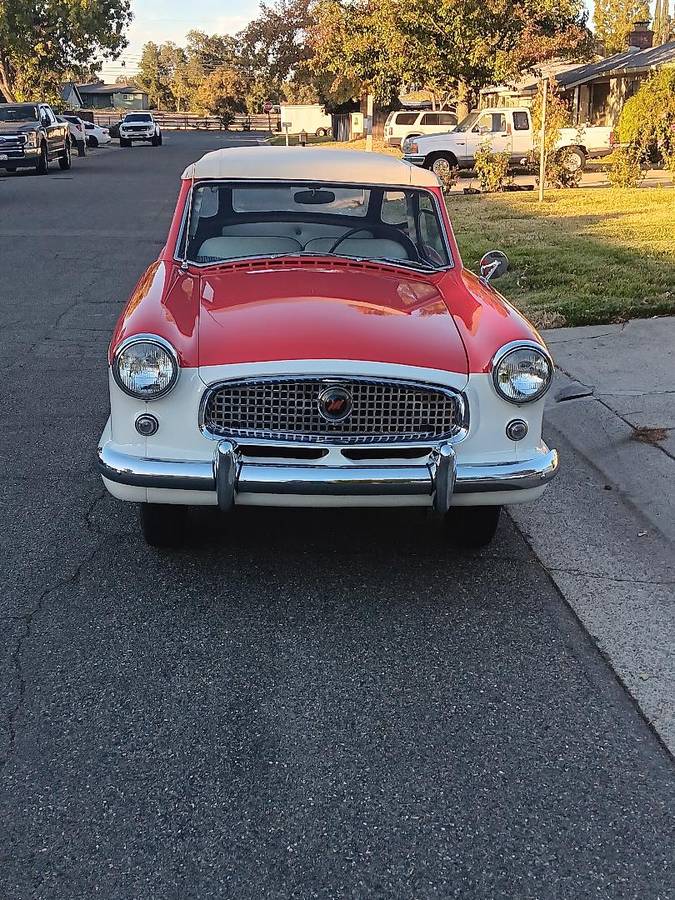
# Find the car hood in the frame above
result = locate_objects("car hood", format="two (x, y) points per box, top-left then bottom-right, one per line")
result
(0, 121), (38, 135)
(196, 261), (469, 377)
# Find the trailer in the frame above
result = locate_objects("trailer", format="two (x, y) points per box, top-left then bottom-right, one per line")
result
(278, 104), (333, 137)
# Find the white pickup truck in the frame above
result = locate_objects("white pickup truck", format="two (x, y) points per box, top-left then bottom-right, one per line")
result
(403, 106), (615, 176)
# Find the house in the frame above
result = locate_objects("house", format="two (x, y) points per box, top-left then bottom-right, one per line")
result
(480, 22), (675, 127)
(557, 39), (675, 126)
(60, 82), (84, 109)
(77, 82), (149, 111)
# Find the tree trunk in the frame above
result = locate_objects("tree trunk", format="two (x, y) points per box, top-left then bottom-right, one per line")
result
(0, 57), (16, 101)
(456, 79), (471, 120)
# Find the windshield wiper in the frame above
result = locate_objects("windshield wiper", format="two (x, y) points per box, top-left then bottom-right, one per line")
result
(370, 256), (438, 271)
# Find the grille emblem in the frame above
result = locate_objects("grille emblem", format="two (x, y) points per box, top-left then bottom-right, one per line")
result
(317, 385), (353, 422)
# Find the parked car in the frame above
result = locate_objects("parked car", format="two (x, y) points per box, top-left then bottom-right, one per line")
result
(97, 147), (559, 547)
(83, 121), (111, 147)
(384, 108), (457, 148)
(0, 102), (70, 174)
(59, 114), (87, 157)
(403, 106), (615, 176)
(119, 113), (162, 147)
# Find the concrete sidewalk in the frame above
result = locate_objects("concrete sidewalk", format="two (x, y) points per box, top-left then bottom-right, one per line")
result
(510, 316), (675, 753)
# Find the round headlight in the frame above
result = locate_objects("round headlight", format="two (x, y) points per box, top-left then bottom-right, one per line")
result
(113, 336), (179, 400)
(492, 343), (552, 404)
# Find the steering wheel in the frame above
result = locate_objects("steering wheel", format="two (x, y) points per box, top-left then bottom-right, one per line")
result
(327, 225), (421, 262)
(327, 227), (372, 254)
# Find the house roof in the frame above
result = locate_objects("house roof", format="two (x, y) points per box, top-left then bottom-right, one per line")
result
(77, 83), (145, 95)
(556, 41), (675, 89)
(183, 146), (439, 187)
(60, 82), (83, 105)
(480, 61), (582, 97)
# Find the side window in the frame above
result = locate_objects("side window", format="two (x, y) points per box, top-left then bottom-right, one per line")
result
(394, 112), (417, 126)
(381, 190), (407, 225)
(418, 195), (449, 265)
(421, 113), (438, 126)
(438, 113), (456, 125)
(512, 111), (530, 131)
(475, 112), (506, 134)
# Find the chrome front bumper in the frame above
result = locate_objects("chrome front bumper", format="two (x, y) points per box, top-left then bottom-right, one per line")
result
(98, 440), (559, 514)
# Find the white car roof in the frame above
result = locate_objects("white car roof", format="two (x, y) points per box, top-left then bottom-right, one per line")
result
(182, 147), (440, 188)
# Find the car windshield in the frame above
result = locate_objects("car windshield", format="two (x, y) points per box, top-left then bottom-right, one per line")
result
(0, 105), (38, 123)
(454, 112), (480, 132)
(179, 181), (451, 271)
(125, 114), (151, 122)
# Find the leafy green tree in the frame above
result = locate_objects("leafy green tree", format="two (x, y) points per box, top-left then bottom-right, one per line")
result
(135, 41), (188, 110)
(593, 0), (650, 54)
(236, 0), (313, 105)
(192, 67), (247, 124)
(618, 66), (675, 162)
(0, 0), (131, 102)
(653, 0), (674, 45)
(308, 0), (590, 109)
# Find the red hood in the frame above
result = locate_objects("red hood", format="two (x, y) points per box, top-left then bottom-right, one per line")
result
(196, 260), (469, 375)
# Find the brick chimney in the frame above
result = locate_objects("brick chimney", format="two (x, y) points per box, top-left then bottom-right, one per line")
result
(628, 19), (654, 49)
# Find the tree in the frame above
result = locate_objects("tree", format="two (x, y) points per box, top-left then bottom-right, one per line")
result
(192, 67), (247, 124)
(593, 0), (650, 55)
(237, 0), (315, 109)
(135, 41), (187, 110)
(0, 0), (132, 102)
(309, 0), (591, 108)
(653, 0), (674, 45)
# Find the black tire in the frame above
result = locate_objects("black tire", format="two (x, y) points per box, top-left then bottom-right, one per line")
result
(58, 141), (71, 170)
(444, 506), (501, 548)
(77, 139), (86, 157)
(157, 132), (163, 145)
(565, 146), (586, 172)
(35, 143), (48, 175)
(120, 137), (131, 148)
(315, 127), (326, 137)
(88, 135), (99, 148)
(140, 503), (187, 548)
(426, 152), (458, 178)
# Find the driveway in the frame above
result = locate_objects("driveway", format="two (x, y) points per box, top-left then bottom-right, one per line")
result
(0, 132), (673, 899)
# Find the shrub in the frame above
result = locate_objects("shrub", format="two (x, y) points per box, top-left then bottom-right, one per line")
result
(619, 68), (675, 163)
(607, 147), (646, 187)
(474, 142), (511, 192)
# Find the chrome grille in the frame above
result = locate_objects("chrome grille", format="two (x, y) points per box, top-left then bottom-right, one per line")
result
(202, 377), (461, 444)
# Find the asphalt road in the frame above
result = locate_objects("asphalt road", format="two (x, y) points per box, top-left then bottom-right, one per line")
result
(1, 133), (673, 900)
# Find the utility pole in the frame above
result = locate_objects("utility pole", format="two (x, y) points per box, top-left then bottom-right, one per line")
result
(365, 92), (374, 152)
(538, 77), (548, 203)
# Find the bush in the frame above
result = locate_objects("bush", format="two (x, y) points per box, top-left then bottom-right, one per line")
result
(619, 68), (675, 163)
(607, 147), (646, 187)
(436, 165), (459, 192)
(530, 78), (580, 188)
(474, 142), (511, 192)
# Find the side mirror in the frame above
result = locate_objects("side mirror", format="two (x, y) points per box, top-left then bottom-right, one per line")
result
(479, 250), (509, 283)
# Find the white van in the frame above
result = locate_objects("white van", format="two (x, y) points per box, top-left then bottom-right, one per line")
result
(384, 109), (457, 148)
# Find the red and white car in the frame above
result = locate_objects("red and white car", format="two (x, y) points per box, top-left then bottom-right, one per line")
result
(98, 148), (558, 547)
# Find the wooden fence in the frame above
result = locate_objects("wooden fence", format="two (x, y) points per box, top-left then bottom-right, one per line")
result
(91, 110), (280, 132)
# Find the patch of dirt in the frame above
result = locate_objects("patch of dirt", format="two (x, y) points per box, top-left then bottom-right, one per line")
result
(630, 426), (669, 444)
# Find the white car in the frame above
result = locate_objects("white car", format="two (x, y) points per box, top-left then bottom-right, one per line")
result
(84, 121), (111, 147)
(119, 113), (162, 147)
(59, 114), (87, 156)
(384, 109), (457, 148)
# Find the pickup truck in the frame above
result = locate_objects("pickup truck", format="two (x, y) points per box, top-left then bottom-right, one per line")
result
(0, 102), (71, 174)
(402, 107), (615, 177)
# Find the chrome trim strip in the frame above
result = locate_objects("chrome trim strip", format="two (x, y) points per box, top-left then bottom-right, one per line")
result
(198, 374), (469, 445)
(98, 442), (558, 498)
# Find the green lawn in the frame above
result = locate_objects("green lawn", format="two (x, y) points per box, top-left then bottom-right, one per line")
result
(449, 187), (675, 327)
